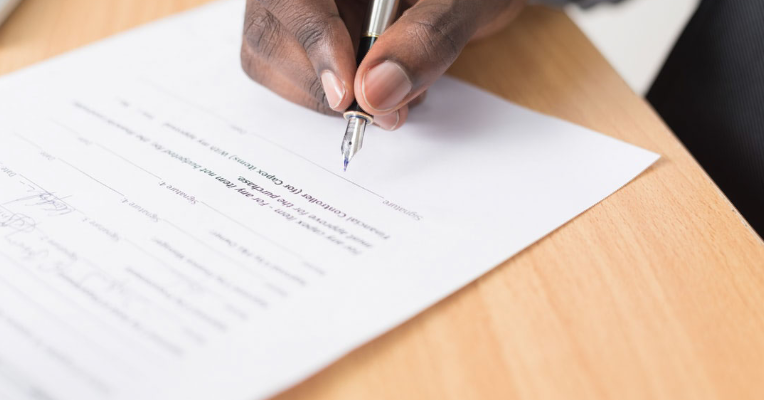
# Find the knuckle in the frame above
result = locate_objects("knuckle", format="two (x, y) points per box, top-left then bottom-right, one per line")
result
(240, 43), (264, 82)
(409, 21), (460, 68)
(304, 75), (327, 106)
(403, 5), (471, 68)
(294, 21), (325, 54)
(291, 13), (337, 54)
(244, 6), (282, 59)
(255, 0), (286, 11)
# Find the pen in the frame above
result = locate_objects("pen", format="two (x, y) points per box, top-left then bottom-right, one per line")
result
(0, 0), (22, 26)
(341, 0), (400, 171)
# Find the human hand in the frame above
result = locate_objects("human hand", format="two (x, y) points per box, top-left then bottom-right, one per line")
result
(241, 0), (525, 130)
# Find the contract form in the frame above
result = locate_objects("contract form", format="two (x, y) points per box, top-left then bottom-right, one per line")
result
(0, 1), (659, 399)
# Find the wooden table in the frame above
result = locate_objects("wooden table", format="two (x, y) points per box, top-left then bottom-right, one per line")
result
(2, 1), (764, 399)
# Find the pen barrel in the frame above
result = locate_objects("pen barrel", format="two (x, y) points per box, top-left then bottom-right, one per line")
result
(346, 36), (378, 115)
(363, 0), (400, 37)
(345, 0), (399, 116)
(354, 36), (378, 66)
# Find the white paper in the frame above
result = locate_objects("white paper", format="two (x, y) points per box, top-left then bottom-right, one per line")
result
(0, 1), (659, 399)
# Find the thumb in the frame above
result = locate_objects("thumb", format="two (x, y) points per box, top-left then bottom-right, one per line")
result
(354, 0), (504, 116)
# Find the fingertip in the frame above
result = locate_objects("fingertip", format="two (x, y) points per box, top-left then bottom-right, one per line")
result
(356, 60), (412, 115)
(320, 70), (349, 111)
(294, 11), (356, 112)
(409, 90), (427, 108)
(374, 106), (408, 131)
(337, 82), (355, 111)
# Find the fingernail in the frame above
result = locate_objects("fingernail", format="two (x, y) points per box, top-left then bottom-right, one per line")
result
(375, 111), (401, 131)
(321, 70), (346, 110)
(362, 61), (412, 112)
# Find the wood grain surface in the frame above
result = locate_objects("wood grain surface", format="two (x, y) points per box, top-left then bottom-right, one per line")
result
(2, 1), (763, 399)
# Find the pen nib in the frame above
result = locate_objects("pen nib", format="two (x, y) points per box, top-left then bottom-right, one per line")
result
(341, 115), (367, 172)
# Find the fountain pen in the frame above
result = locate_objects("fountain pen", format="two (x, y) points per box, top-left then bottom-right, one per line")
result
(341, 0), (400, 171)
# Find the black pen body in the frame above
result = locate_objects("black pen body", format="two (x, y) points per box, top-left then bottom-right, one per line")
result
(345, 35), (379, 116)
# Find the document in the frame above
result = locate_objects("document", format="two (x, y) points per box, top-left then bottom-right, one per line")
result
(0, 1), (658, 399)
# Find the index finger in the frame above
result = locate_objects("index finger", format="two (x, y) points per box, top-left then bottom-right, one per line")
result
(256, 0), (357, 111)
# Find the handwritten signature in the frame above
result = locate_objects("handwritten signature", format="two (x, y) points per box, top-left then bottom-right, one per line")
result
(6, 185), (75, 217)
(0, 209), (37, 235)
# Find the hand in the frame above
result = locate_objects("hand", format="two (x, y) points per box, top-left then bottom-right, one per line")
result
(241, 0), (525, 130)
